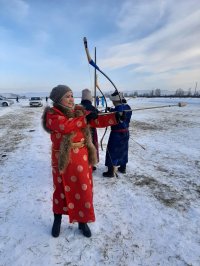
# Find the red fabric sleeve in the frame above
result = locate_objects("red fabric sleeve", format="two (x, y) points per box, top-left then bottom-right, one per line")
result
(89, 112), (118, 128)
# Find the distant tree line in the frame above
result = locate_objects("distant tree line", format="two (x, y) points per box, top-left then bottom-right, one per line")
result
(105, 88), (200, 98)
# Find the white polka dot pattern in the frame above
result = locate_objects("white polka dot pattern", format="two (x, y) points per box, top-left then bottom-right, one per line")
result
(77, 121), (82, 127)
(73, 148), (79, 154)
(85, 202), (91, 208)
(59, 124), (65, 130)
(82, 184), (87, 191)
(75, 193), (80, 200)
(108, 119), (114, 125)
(68, 203), (74, 209)
(71, 176), (77, 182)
(54, 199), (59, 204)
(53, 168), (56, 174)
(77, 165), (83, 172)
(65, 185), (70, 192)
(60, 193), (65, 199)
(56, 133), (61, 139)
(79, 211), (84, 217)
(57, 176), (62, 183)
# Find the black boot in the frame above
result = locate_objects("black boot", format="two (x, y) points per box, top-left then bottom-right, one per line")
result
(52, 214), (62, 237)
(118, 165), (126, 174)
(78, 223), (92, 238)
(103, 167), (114, 177)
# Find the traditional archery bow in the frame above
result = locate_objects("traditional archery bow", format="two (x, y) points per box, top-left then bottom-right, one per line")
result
(83, 37), (123, 150)
(83, 37), (123, 105)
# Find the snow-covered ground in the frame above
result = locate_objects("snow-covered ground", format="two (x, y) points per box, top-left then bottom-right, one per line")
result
(0, 97), (199, 266)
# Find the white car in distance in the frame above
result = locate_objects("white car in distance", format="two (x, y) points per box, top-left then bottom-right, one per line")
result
(29, 97), (43, 107)
(0, 96), (14, 107)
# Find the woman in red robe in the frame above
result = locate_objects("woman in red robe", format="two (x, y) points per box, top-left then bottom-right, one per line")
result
(42, 85), (120, 238)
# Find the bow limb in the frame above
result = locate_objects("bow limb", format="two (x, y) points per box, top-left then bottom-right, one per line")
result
(95, 75), (108, 150)
(96, 75), (108, 112)
(83, 37), (122, 104)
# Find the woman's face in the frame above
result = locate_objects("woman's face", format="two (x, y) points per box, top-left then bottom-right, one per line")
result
(60, 91), (74, 109)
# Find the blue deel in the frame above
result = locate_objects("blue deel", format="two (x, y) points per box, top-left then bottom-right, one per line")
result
(105, 103), (132, 168)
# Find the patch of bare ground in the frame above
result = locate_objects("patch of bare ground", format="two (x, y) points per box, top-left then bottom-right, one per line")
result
(98, 231), (135, 264)
(183, 180), (200, 197)
(195, 160), (200, 170)
(164, 170), (200, 200)
(0, 109), (37, 165)
(159, 118), (197, 128)
(130, 121), (162, 131)
(128, 174), (189, 211)
(130, 118), (197, 133)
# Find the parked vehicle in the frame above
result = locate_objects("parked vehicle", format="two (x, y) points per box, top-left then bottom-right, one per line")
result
(0, 96), (14, 107)
(29, 97), (43, 107)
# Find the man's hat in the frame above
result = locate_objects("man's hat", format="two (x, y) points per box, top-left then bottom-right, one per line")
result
(82, 88), (92, 102)
(109, 90), (124, 102)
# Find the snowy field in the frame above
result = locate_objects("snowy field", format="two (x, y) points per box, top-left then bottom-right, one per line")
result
(0, 97), (200, 266)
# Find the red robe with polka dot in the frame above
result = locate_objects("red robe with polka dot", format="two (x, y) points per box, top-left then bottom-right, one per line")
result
(46, 107), (118, 223)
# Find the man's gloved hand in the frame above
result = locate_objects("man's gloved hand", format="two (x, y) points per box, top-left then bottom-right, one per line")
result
(107, 107), (112, 112)
(115, 111), (126, 122)
(86, 111), (98, 123)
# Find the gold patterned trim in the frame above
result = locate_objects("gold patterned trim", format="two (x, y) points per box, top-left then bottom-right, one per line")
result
(71, 141), (85, 148)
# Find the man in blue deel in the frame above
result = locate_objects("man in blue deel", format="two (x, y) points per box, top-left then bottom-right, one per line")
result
(103, 91), (132, 177)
